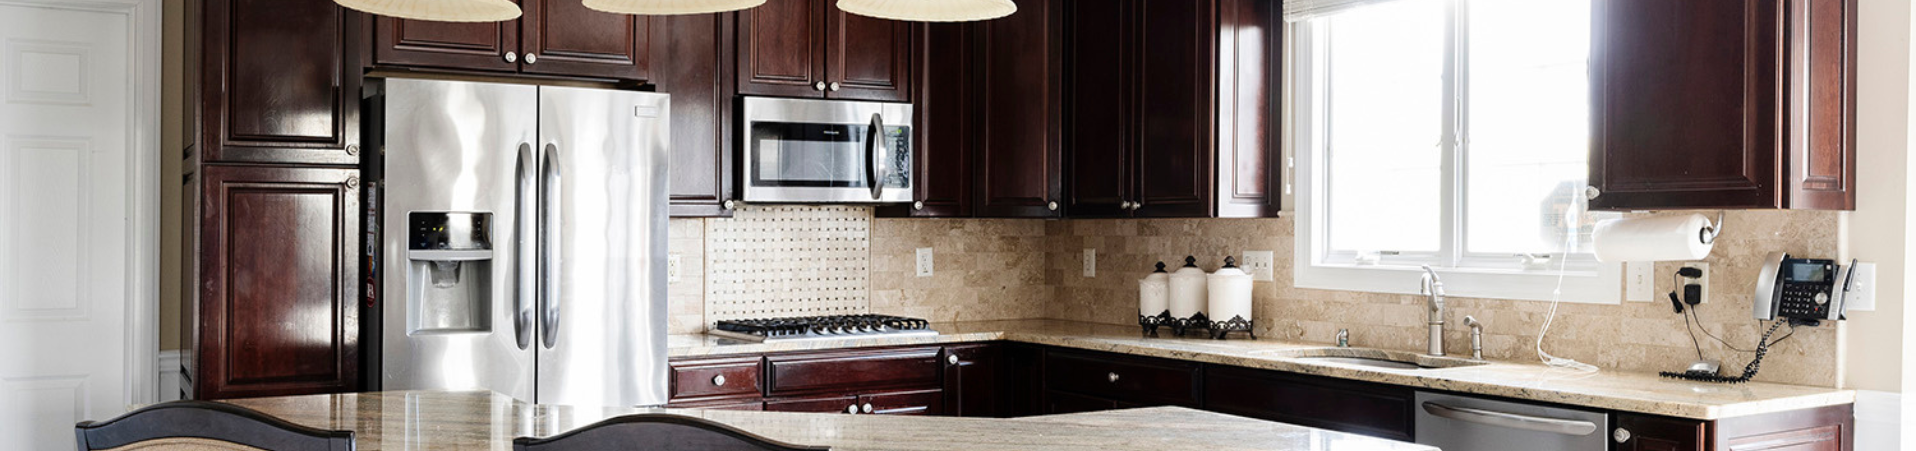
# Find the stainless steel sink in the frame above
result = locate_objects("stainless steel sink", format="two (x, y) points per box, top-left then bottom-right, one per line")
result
(1258, 348), (1488, 370)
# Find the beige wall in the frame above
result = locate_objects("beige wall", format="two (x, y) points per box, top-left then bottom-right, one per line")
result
(160, 0), (183, 351)
(1840, 0), (1911, 394)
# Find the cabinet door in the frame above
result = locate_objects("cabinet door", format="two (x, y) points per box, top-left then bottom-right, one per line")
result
(1213, 0), (1282, 218)
(196, 166), (360, 400)
(521, 0), (650, 80)
(1782, 0), (1856, 210)
(653, 14), (736, 217)
(942, 344), (1002, 418)
(737, 0), (827, 98)
(1063, 0), (1134, 218)
(372, 4), (520, 73)
(765, 395), (859, 414)
(879, 23), (973, 218)
(1044, 390), (1119, 414)
(860, 389), (944, 416)
(1131, 0), (1215, 218)
(1203, 365), (1413, 442)
(202, 0), (361, 165)
(1613, 413), (1706, 451)
(1590, 0), (1779, 209)
(825, 6), (913, 101)
(1001, 344), (1046, 417)
(974, 0), (1065, 218)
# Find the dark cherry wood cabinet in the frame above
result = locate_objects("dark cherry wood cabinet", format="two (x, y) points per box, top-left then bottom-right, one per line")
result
(973, 0), (1066, 218)
(1614, 413), (1707, 451)
(193, 165), (362, 400)
(195, 0), (361, 166)
(668, 345), (949, 416)
(1590, 0), (1856, 210)
(371, 0), (651, 81)
(1064, 0), (1279, 218)
(652, 13), (737, 217)
(1204, 365), (1415, 442)
(1614, 405), (1853, 451)
(737, 0), (913, 101)
(877, 22), (974, 218)
(942, 344), (1003, 418)
(1042, 349), (1201, 408)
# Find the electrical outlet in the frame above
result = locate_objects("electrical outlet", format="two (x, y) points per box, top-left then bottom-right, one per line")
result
(1083, 248), (1097, 278)
(1680, 262), (1710, 304)
(1845, 262), (1877, 311)
(916, 247), (934, 277)
(1242, 251), (1275, 281)
(667, 253), (683, 283)
(1626, 261), (1653, 302)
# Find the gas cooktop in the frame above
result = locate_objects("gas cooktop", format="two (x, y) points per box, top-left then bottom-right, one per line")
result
(706, 314), (939, 343)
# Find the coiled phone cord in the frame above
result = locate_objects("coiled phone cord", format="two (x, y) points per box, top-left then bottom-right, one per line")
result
(1659, 320), (1790, 383)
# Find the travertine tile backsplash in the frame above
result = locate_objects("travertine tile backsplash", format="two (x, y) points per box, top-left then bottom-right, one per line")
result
(668, 207), (1845, 387)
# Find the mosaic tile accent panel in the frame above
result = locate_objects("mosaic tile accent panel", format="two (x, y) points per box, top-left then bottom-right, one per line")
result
(703, 206), (872, 325)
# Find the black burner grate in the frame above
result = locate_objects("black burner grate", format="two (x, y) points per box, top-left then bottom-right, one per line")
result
(714, 314), (932, 337)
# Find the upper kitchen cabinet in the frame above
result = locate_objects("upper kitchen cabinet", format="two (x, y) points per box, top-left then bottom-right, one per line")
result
(1065, 0), (1280, 218)
(877, 22), (975, 217)
(652, 13), (737, 217)
(1590, 0), (1856, 210)
(737, 0), (914, 101)
(973, 0), (1066, 218)
(371, 0), (651, 82)
(193, 0), (361, 165)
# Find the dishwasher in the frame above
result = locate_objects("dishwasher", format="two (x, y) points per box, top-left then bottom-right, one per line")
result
(1414, 391), (1609, 451)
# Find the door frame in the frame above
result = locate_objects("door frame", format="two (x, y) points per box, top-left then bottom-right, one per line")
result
(0, 0), (163, 406)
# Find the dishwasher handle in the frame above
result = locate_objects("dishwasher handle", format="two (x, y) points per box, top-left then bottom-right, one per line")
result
(1421, 402), (1599, 437)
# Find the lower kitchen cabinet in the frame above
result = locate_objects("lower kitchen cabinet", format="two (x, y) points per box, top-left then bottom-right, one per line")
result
(1204, 365), (1415, 442)
(1043, 349), (1201, 408)
(1044, 390), (1121, 415)
(1613, 413), (1706, 451)
(943, 343), (1006, 417)
(765, 395), (861, 414)
(1616, 405), (1852, 451)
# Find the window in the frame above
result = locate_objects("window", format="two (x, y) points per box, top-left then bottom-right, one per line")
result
(1293, 0), (1621, 303)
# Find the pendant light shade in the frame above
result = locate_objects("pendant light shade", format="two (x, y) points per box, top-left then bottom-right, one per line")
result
(583, 0), (767, 15)
(335, 0), (521, 22)
(835, 0), (1016, 22)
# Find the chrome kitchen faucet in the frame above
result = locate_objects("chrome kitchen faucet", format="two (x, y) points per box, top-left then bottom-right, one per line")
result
(1420, 265), (1446, 356)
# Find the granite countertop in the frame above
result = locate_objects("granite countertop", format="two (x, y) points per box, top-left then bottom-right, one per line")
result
(213, 390), (1434, 451)
(669, 319), (1855, 420)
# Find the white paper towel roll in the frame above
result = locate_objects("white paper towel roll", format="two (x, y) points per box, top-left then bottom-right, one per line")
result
(1593, 213), (1716, 262)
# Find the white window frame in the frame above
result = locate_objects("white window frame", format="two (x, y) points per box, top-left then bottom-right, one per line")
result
(1290, 3), (1621, 305)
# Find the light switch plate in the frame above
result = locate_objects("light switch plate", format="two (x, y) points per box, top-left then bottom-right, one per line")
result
(667, 253), (683, 283)
(1242, 251), (1275, 281)
(916, 247), (934, 277)
(1083, 248), (1097, 278)
(1680, 262), (1710, 304)
(1845, 262), (1877, 311)
(1626, 261), (1652, 302)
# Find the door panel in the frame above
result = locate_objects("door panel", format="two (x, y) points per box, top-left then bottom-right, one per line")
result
(1064, 0), (1133, 218)
(880, 22), (971, 218)
(737, 0), (827, 98)
(205, 0), (361, 164)
(198, 166), (360, 400)
(373, 2), (521, 73)
(0, 5), (132, 446)
(974, 0), (1063, 218)
(653, 14), (736, 217)
(827, 8), (912, 101)
(941, 344), (1002, 417)
(1613, 413), (1706, 451)
(1785, 0), (1856, 209)
(1214, 0), (1281, 218)
(1132, 0), (1215, 218)
(533, 87), (672, 408)
(521, 0), (650, 80)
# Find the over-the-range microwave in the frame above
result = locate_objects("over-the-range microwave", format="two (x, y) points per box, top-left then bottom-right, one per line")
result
(739, 96), (913, 204)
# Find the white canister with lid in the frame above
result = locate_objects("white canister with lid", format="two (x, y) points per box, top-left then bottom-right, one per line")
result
(1207, 256), (1253, 323)
(1139, 262), (1170, 317)
(1168, 256), (1209, 319)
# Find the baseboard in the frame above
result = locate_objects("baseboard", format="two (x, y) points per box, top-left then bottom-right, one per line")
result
(157, 350), (184, 402)
(1853, 390), (1900, 450)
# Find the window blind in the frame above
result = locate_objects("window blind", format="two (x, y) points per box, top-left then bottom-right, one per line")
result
(1283, 0), (1410, 22)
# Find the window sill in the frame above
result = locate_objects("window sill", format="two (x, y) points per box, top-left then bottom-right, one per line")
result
(1292, 262), (1622, 304)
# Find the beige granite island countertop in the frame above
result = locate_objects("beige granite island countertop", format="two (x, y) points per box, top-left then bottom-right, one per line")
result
(669, 319), (1856, 420)
(210, 390), (1434, 451)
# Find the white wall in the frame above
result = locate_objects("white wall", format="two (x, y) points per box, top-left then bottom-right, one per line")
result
(1840, 0), (1907, 448)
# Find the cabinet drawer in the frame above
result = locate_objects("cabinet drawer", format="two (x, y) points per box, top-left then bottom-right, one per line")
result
(861, 389), (943, 416)
(765, 395), (859, 414)
(667, 399), (765, 411)
(1044, 350), (1200, 406)
(668, 356), (763, 401)
(1204, 365), (1413, 441)
(1044, 390), (1120, 415)
(767, 347), (942, 395)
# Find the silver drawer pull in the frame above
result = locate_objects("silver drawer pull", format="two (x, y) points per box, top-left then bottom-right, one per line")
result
(1421, 402), (1598, 436)
(712, 375), (726, 386)
(862, 403), (874, 414)
(1107, 372), (1120, 383)
(846, 404), (858, 414)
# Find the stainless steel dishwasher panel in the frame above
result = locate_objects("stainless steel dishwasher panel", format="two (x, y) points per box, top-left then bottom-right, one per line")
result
(1415, 391), (1609, 451)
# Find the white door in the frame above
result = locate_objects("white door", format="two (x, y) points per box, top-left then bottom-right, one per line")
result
(0, 2), (145, 449)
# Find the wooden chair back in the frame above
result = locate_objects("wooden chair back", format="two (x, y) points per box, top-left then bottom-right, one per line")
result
(74, 401), (353, 451)
(513, 414), (828, 451)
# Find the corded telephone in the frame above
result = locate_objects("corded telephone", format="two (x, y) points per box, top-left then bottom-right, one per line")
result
(1753, 251), (1854, 323)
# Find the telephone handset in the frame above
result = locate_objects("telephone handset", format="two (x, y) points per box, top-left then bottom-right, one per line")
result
(1753, 251), (1854, 323)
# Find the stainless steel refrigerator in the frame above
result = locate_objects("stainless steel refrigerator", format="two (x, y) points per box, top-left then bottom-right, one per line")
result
(369, 78), (669, 408)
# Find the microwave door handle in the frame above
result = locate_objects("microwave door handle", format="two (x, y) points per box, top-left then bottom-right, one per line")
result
(867, 113), (885, 201)
(514, 143), (535, 350)
(539, 143), (562, 350)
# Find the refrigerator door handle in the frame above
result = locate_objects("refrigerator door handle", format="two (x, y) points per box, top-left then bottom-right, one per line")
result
(539, 142), (562, 350)
(514, 143), (536, 350)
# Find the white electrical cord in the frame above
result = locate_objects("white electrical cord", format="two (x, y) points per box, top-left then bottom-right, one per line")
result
(1536, 195), (1599, 373)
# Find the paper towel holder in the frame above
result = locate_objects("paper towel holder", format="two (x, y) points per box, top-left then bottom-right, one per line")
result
(1699, 212), (1725, 245)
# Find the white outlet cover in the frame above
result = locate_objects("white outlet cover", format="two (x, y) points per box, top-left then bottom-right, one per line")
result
(1083, 248), (1097, 278)
(1626, 261), (1652, 302)
(1681, 262), (1710, 304)
(1845, 262), (1877, 311)
(916, 247), (934, 277)
(1242, 251), (1275, 282)
(667, 253), (683, 283)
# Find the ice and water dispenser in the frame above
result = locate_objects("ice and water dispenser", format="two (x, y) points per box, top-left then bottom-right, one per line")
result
(407, 212), (494, 334)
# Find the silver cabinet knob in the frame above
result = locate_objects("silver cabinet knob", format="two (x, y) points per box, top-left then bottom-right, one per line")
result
(947, 354), (960, 365)
(1584, 186), (1601, 200)
(862, 403), (874, 414)
(505, 52), (517, 63)
(711, 375), (726, 386)
(814, 81), (828, 91)
(913, 201), (925, 211)
(1048, 201), (1060, 211)
(1612, 428), (1631, 443)
(1131, 200), (1143, 210)
(1107, 372), (1120, 383)
(524, 53), (538, 64)
(722, 200), (736, 210)
(829, 82), (842, 91)
(846, 404), (859, 414)
(345, 144), (359, 156)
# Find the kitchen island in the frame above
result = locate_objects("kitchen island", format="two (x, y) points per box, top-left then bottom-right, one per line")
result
(205, 390), (1435, 451)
